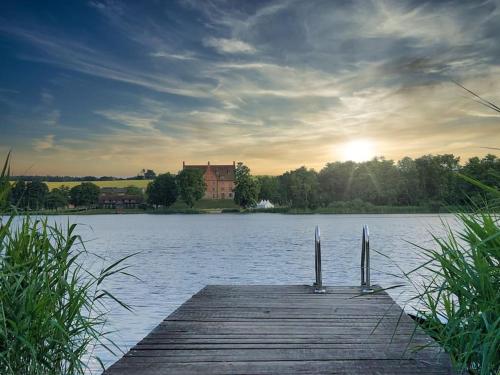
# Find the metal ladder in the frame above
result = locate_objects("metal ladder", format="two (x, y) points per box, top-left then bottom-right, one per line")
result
(313, 224), (374, 293)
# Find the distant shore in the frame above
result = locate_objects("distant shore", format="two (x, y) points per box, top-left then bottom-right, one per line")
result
(2, 205), (464, 216)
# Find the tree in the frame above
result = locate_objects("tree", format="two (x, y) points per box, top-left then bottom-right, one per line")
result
(25, 181), (49, 210)
(257, 176), (281, 203)
(279, 167), (319, 209)
(144, 169), (156, 180)
(234, 163), (259, 208)
(125, 185), (144, 196)
(146, 173), (178, 207)
(69, 182), (100, 207)
(351, 158), (399, 205)
(415, 154), (460, 204)
(396, 157), (421, 205)
(318, 161), (357, 204)
(138, 169), (156, 180)
(177, 168), (206, 208)
(460, 154), (500, 203)
(10, 180), (27, 208)
(46, 186), (70, 209)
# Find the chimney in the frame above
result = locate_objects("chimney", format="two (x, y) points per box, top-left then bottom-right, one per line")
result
(208, 161), (210, 166)
(182, 161), (185, 168)
(233, 161), (236, 168)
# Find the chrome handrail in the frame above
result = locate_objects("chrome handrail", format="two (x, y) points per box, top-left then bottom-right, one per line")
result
(361, 224), (373, 293)
(314, 225), (326, 293)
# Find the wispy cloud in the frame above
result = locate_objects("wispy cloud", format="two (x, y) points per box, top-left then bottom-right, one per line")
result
(203, 37), (256, 54)
(33, 135), (55, 151)
(150, 51), (197, 60)
(0, 25), (212, 98)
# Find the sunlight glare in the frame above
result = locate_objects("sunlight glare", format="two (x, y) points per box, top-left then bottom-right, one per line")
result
(341, 140), (376, 162)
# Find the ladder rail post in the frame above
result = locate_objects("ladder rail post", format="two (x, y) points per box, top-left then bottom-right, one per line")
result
(314, 225), (325, 293)
(361, 226), (366, 286)
(361, 224), (373, 293)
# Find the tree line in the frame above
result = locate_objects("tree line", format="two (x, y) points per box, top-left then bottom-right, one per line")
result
(146, 154), (499, 210)
(5, 154), (499, 211)
(8, 182), (102, 210)
(252, 154), (499, 209)
(6, 168), (206, 210)
(10, 169), (157, 182)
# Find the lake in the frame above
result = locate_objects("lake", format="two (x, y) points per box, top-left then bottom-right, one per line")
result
(44, 213), (457, 371)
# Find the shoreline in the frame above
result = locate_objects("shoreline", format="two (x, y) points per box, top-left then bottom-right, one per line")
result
(2, 205), (465, 216)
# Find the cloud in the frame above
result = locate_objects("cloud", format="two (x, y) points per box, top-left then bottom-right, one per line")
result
(0, 25), (212, 98)
(43, 110), (61, 126)
(203, 37), (256, 54)
(40, 90), (54, 105)
(33, 135), (55, 151)
(1, 0), (499, 175)
(150, 51), (197, 60)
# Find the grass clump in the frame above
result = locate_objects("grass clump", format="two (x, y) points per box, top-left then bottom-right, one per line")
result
(0, 154), (135, 374)
(406, 180), (500, 374)
(0, 217), (135, 374)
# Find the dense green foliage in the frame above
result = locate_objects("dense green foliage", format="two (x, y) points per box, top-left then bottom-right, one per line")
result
(256, 175), (281, 204)
(177, 168), (206, 207)
(69, 182), (100, 207)
(5, 153), (499, 212)
(124, 185), (143, 196)
(146, 172), (178, 207)
(10, 180), (49, 210)
(45, 186), (70, 209)
(279, 166), (320, 209)
(234, 163), (259, 208)
(141, 169), (156, 180)
(257, 154), (499, 209)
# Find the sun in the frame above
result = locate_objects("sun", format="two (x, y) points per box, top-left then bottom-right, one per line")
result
(341, 140), (376, 162)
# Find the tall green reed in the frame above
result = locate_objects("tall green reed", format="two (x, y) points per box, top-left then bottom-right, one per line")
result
(0, 154), (136, 374)
(401, 180), (499, 375)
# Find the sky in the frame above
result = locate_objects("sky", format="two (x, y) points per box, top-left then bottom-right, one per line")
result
(0, 0), (499, 176)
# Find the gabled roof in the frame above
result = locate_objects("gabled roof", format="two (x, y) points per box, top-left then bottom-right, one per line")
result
(184, 164), (235, 180)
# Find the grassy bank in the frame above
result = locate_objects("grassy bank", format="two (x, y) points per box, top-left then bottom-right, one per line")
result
(170, 199), (239, 209)
(251, 204), (460, 214)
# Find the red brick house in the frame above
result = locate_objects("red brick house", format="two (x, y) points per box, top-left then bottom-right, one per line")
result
(183, 161), (236, 199)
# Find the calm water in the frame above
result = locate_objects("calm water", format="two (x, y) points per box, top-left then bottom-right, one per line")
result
(43, 213), (456, 372)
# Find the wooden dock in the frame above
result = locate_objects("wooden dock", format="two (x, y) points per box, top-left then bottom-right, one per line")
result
(105, 285), (455, 374)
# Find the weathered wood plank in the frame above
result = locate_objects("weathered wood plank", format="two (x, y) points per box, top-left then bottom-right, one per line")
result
(104, 285), (455, 374)
(108, 359), (453, 375)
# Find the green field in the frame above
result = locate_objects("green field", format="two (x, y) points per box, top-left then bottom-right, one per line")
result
(44, 180), (152, 190)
